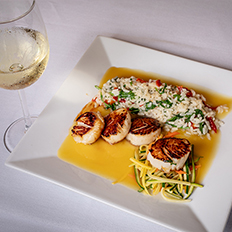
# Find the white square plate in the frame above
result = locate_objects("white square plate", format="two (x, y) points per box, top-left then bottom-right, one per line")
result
(6, 36), (232, 232)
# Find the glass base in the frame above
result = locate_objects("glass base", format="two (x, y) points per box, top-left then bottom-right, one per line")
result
(3, 116), (37, 152)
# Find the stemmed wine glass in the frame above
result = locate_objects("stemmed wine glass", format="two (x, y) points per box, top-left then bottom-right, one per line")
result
(0, 0), (50, 152)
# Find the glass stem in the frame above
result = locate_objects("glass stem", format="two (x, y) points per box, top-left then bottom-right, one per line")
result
(18, 89), (32, 131)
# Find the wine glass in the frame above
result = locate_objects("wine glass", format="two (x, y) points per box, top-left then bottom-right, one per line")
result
(0, 0), (49, 152)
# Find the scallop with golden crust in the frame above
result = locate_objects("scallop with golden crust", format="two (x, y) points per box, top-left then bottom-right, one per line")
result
(147, 137), (191, 172)
(126, 117), (161, 146)
(101, 108), (131, 144)
(71, 111), (104, 145)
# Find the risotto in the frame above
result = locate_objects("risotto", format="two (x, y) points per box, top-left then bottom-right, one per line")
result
(94, 76), (228, 138)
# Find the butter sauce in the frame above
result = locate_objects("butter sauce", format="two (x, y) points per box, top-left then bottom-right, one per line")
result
(58, 67), (232, 187)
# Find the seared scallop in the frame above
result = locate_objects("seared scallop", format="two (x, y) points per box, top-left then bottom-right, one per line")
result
(101, 108), (131, 144)
(147, 138), (191, 172)
(126, 117), (161, 146)
(71, 111), (104, 144)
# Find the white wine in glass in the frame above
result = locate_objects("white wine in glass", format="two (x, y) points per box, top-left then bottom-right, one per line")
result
(0, 0), (49, 152)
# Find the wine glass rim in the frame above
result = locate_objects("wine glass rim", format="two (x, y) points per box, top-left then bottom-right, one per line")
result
(0, 0), (36, 25)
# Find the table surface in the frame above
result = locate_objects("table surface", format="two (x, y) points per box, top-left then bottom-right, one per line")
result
(1, 0), (232, 231)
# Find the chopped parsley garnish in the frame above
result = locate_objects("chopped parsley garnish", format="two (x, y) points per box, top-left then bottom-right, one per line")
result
(145, 101), (156, 111)
(156, 99), (173, 108)
(129, 107), (139, 114)
(194, 109), (204, 118)
(95, 85), (101, 90)
(184, 113), (193, 123)
(107, 103), (116, 111)
(167, 114), (184, 122)
(185, 109), (204, 123)
(158, 83), (167, 94)
(199, 122), (206, 134)
(173, 94), (184, 102)
(165, 122), (177, 127)
(119, 90), (135, 100)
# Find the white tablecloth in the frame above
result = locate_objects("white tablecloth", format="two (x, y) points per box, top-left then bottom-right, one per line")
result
(1, 0), (232, 231)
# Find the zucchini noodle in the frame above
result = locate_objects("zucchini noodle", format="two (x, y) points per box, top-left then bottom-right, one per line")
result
(130, 144), (203, 202)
